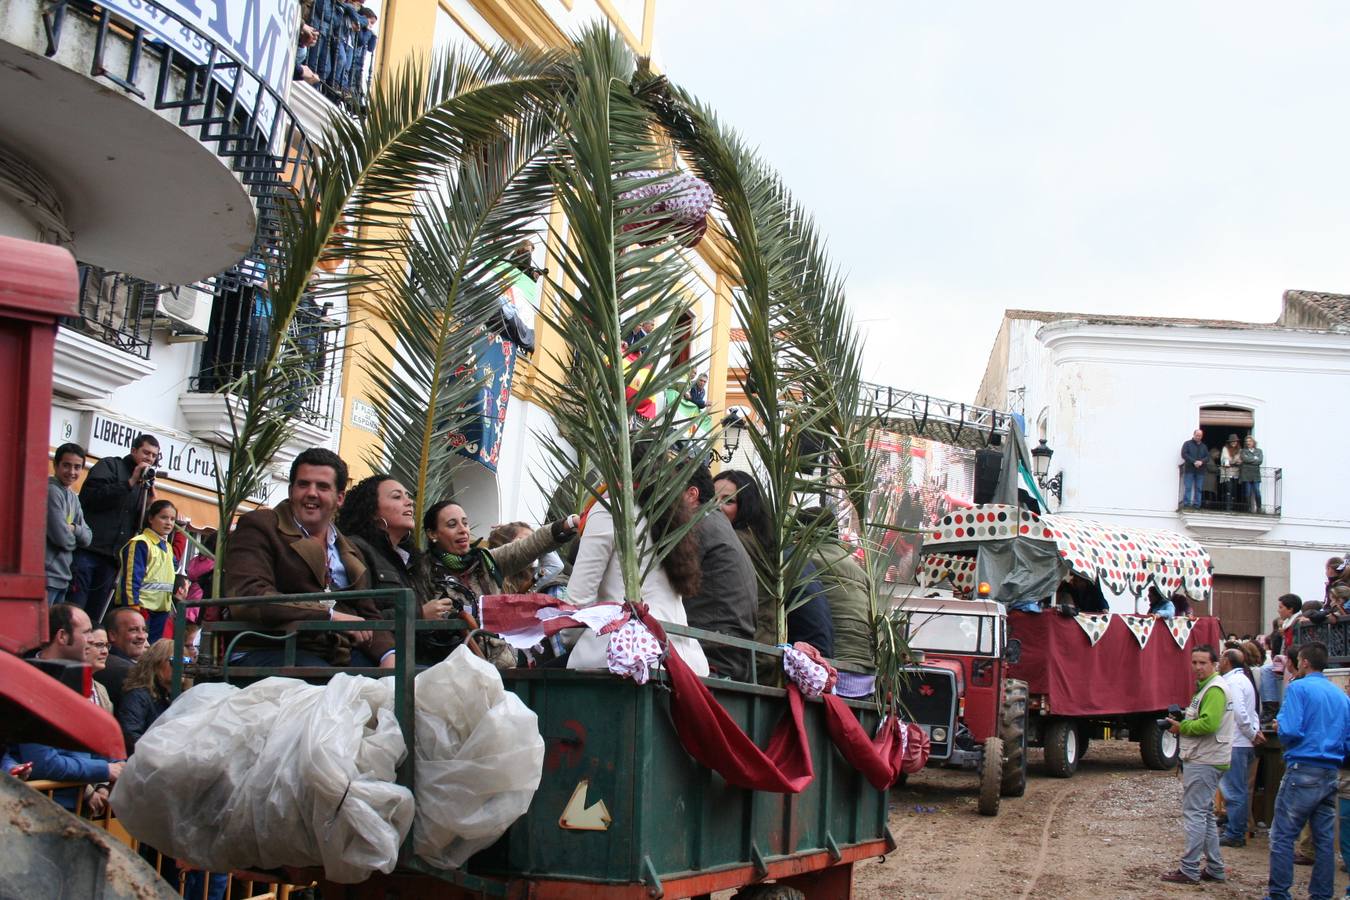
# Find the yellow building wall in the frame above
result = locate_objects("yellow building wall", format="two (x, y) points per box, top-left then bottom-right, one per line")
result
(337, 0), (735, 478)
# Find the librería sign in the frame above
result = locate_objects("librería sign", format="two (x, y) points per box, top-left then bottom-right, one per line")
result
(86, 413), (272, 503)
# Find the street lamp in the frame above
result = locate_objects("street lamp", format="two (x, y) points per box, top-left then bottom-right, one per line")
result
(1031, 439), (1064, 505)
(715, 407), (747, 463)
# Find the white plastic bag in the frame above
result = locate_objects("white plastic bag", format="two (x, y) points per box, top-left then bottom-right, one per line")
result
(413, 645), (545, 868)
(111, 674), (414, 883)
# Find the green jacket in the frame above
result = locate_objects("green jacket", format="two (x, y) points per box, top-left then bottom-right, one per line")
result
(811, 542), (875, 673)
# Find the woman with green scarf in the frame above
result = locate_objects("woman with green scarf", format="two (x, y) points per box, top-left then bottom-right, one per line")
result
(414, 499), (579, 666)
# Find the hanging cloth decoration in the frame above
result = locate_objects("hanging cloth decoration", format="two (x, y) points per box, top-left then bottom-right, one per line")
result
(782, 643), (837, 698)
(1167, 616), (1197, 650)
(619, 170), (714, 248)
(1072, 613), (1111, 647)
(1118, 614), (1156, 649)
(642, 611), (815, 794)
(606, 619), (664, 685)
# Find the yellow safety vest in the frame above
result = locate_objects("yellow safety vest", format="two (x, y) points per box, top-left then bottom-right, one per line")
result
(118, 529), (175, 613)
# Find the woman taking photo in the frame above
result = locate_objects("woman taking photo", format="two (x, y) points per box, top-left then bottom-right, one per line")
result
(116, 500), (179, 643)
(416, 500), (579, 666)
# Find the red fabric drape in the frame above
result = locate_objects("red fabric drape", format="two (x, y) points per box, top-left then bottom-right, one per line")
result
(822, 695), (902, 790)
(645, 612), (815, 794)
(821, 698), (934, 789)
(1007, 612), (1224, 717)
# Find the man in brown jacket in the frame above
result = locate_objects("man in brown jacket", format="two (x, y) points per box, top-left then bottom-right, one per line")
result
(225, 447), (387, 667)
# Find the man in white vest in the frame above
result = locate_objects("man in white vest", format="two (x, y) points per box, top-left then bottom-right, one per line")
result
(1161, 645), (1236, 885)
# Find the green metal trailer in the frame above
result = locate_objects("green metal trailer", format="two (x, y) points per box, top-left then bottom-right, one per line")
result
(173, 591), (895, 899)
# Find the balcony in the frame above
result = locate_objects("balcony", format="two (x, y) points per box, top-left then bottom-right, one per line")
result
(51, 263), (157, 399)
(1177, 466), (1282, 539)
(0, 0), (316, 285)
(184, 284), (341, 435)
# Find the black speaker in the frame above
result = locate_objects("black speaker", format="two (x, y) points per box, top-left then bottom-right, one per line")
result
(974, 448), (1002, 504)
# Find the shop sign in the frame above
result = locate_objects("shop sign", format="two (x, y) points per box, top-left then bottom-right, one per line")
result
(85, 413), (270, 503)
(100, 0), (300, 126)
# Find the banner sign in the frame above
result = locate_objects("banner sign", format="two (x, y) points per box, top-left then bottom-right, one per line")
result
(85, 413), (272, 503)
(101, 0), (300, 129)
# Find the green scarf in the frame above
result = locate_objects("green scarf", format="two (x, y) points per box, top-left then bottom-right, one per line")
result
(436, 545), (504, 589)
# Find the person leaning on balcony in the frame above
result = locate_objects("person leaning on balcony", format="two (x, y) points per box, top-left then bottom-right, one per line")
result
(72, 433), (159, 615)
(114, 500), (179, 644)
(418, 500), (579, 667)
(1180, 429), (1209, 509)
(1239, 436), (1264, 512)
(1219, 434), (1243, 511)
(224, 448), (379, 668)
(47, 442), (92, 605)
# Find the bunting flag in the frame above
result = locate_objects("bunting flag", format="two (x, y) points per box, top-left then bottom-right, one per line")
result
(1119, 614), (1156, 649)
(1167, 616), (1196, 650)
(1072, 613), (1111, 646)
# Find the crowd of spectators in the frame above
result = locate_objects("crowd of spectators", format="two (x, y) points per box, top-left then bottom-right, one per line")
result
(21, 430), (881, 894)
(294, 2), (379, 109)
(1158, 555), (1350, 900)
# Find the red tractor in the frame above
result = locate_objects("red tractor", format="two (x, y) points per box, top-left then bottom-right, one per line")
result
(894, 593), (1027, 816)
(898, 503), (1224, 814)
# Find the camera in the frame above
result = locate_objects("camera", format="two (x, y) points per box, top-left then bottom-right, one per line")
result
(1156, 703), (1185, 729)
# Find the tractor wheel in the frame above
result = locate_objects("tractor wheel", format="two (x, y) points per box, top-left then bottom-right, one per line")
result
(733, 885), (806, 900)
(978, 736), (1004, 816)
(1042, 718), (1080, 778)
(1076, 722), (1092, 760)
(999, 679), (1029, 797)
(894, 772), (908, 788)
(1138, 716), (1181, 771)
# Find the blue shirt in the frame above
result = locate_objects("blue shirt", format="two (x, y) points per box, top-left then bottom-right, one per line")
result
(293, 518), (349, 590)
(1277, 672), (1350, 769)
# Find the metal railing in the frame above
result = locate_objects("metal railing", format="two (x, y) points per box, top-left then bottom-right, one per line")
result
(42, 1), (320, 287)
(190, 289), (341, 427)
(1177, 465), (1282, 516)
(61, 262), (158, 358)
(859, 381), (1011, 449)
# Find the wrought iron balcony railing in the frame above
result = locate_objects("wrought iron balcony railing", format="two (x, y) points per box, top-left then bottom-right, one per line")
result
(62, 263), (157, 359)
(191, 285), (340, 428)
(42, 0), (319, 286)
(1177, 465), (1282, 516)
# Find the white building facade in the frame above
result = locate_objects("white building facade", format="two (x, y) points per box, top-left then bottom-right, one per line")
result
(974, 292), (1350, 637)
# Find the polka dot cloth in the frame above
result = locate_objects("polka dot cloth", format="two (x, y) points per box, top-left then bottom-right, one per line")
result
(922, 504), (1213, 604)
(916, 553), (977, 592)
(606, 619), (664, 685)
(622, 169), (715, 224)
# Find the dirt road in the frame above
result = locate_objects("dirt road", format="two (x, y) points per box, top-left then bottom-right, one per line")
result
(854, 740), (1349, 899)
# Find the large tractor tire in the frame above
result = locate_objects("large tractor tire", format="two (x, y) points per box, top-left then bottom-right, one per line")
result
(734, 885), (806, 900)
(1042, 718), (1080, 778)
(999, 679), (1029, 797)
(1138, 716), (1181, 771)
(978, 736), (1004, 816)
(1076, 722), (1092, 761)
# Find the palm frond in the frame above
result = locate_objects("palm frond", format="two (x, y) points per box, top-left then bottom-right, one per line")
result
(361, 108), (564, 540)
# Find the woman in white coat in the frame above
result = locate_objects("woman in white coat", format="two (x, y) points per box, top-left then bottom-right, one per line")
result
(566, 493), (710, 677)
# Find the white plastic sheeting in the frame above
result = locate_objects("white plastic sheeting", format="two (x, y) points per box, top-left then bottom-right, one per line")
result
(111, 674), (413, 883)
(111, 650), (545, 880)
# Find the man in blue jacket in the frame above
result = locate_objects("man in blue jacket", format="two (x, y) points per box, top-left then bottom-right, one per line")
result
(1180, 429), (1209, 509)
(15, 604), (125, 813)
(1265, 641), (1350, 900)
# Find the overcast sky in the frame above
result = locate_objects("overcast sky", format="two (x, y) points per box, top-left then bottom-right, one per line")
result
(655, 2), (1350, 403)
